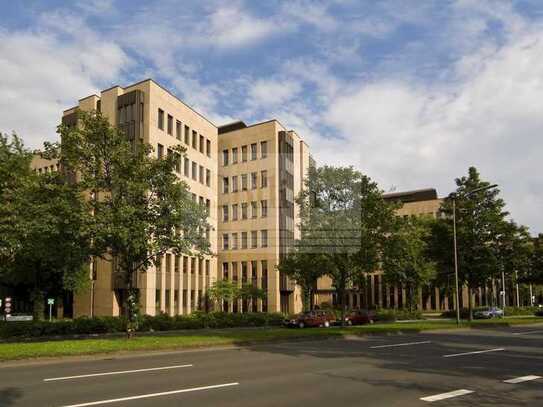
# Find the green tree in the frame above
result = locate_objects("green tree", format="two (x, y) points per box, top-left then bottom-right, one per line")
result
(0, 134), (91, 319)
(53, 111), (211, 333)
(383, 216), (437, 311)
(437, 167), (508, 320)
(277, 248), (325, 311)
(296, 165), (396, 325)
(206, 280), (239, 310)
(519, 234), (543, 285)
(237, 283), (267, 305)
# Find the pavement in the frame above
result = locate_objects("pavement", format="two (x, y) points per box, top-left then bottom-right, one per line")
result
(0, 324), (542, 406)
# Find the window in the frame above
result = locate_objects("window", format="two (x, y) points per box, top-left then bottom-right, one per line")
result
(251, 143), (257, 160)
(199, 165), (204, 184)
(166, 254), (172, 273)
(261, 200), (268, 218)
(223, 234), (229, 250)
(222, 262), (229, 279)
(241, 232), (248, 249)
(223, 177), (229, 193)
(176, 120), (182, 140)
(232, 204), (238, 220)
(184, 157), (189, 177)
(206, 169), (211, 187)
(242, 262), (248, 283)
(167, 114), (173, 135)
(232, 233), (238, 250)
(199, 135), (204, 153)
(223, 149), (229, 166)
(232, 147), (238, 163)
(251, 231), (258, 248)
(241, 203), (248, 219)
(261, 230), (268, 248)
(222, 205), (229, 221)
(205, 199), (210, 214)
(251, 172), (257, 189)
(158, 109), (164, 130)
(241, 145), (248, 162)
(192, 193), (196, 202)
(261, 141), (268, 158)
(183, 256), (188, 274)
(191, 257), (196, 274)
(251, 201), (257, 218)
(157, 143), (164, 158)
(192, 130), (197, 149)
(206, 139), (211, 157)
(192, 162), (197, 180)
(241, 174), (248, 191)
(174, 255), (180, 273)
(232, 175), (238, 192)
(262, 261), (268, 289)
(261, 170), (268, 188)
(205, 259), (210, 275)
(184, 125), (190, 144)
(175, 153), (181, 173)
(199, 196), (204, 206)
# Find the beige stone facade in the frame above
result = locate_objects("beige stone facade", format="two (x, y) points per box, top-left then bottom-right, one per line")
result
(31, 79), (311, 317)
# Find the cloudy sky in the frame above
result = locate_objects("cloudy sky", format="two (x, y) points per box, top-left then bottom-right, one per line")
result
(1, 0), (542, 233)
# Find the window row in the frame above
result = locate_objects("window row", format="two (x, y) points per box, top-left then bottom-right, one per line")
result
(157, 254), (211, 275)
(35, 164), (59, 174)
(222, 200), (268, 222)
(222, 230), (268, 250)
(158, 108), (212, 157)
(222, 171), (268, 193)
(221, 260), (268, 289)
(222, 141), (268, 166)
(157, 143), (212, 187)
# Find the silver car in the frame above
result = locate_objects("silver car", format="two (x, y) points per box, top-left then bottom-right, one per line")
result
(474, 306), (504, 319)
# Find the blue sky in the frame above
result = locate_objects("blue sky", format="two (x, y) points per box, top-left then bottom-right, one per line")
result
(1, 0), (542, 233)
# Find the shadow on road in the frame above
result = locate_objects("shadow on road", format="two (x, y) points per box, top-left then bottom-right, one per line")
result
(0, 388), (23, 407)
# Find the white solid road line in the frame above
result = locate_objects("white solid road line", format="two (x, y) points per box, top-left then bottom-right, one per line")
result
(512, 330), (543, 336)
(420, 389), (474, 402)
(58, 382), (240, 407)
(44, 364), (193, 382)
(370, 340), (431, 349)
(503, 375), (542, 384)
(443, 348), (504, 358)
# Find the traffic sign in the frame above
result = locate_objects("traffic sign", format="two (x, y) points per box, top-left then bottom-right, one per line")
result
(47, 298), (55, 305)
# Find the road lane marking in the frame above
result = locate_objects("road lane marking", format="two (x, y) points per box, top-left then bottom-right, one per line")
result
(44, 364), (193, 382)
(420, 389), (474, 402)
(503, 375), (541, 384)
(443, 348), (504, 358)
(58, 382), (239, 407)
(512, 330), (543, 336)
(370, 340), (431, 349)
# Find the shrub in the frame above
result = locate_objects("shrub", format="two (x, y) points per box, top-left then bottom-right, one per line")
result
(374, 309), (423, 322)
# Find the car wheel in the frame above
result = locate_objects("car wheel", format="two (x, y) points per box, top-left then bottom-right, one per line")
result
(347, 320), (353, 326)
(298, 322), (305, 329)
(324, 321), (330, 328)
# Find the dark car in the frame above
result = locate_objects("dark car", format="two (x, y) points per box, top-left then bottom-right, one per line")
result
(473, 306), (504, 319)
(535, 307), (543, 317)
(284, 310), (336, 328)
(344, 309), (374, 326)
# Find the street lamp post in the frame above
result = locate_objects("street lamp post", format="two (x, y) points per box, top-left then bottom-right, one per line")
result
(451, 184), (498, 325)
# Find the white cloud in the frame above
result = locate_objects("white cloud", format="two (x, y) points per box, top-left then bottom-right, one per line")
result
(322, 32), (543, 234)
(0, 17), (130, 148)
(247, 79), (303, 110)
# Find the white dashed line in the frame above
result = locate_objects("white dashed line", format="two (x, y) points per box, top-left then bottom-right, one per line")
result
(58, 382), (240, 406)
(370, 340), (431, 349)
(503, 375), (541, 384)
(44, 364), (193, 381)
(420, 389), (474, 402)
(512, 330), (543, 336)
(443, 348), (504, 358)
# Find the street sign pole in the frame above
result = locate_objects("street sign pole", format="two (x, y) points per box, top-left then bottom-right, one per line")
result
(47, 298), (55, 322)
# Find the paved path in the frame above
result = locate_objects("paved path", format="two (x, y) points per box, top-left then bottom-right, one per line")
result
(1, 324), (542, 406)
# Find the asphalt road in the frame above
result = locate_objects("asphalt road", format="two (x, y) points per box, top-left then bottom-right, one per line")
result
(1, 324), (542, 407)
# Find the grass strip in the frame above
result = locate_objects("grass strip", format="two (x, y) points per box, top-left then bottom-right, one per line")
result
(0, 317), (541, 361)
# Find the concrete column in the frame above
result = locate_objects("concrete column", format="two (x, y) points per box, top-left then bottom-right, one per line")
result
(159, 256), (166, 314)
(393, 285), (399, 310)
(177, 256), (183, 315)
(256, 261), (262, 312)
(186, 257), (192, 314)
(194, 258), (199, 311)
(377, 275), (383, 308)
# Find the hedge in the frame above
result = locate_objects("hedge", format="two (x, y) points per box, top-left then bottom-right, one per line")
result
(0, 312), (285, 339)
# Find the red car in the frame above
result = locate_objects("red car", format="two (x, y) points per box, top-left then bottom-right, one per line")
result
(344, 309), (374, 325)
(284, 310), (336, 328)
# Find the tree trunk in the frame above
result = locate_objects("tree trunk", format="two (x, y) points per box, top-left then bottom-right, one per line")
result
(468, 285), (474, 321)
(31, 288), (45, 321)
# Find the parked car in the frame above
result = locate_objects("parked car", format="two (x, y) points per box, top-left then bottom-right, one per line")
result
(535, 307), (543, 317)
(284, 310), (336, 328)
(473, 306), (504, 319)
(344, 309), (375, 326)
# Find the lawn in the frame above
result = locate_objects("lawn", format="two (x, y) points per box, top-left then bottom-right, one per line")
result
(0, 317), (541, 361)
